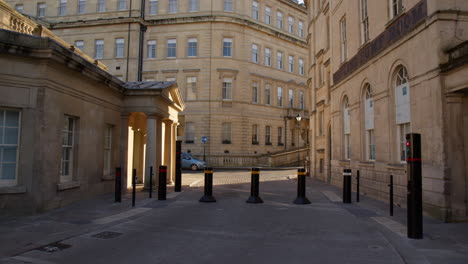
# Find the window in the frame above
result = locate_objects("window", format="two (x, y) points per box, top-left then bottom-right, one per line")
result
(277, 87), (283, 107)
(277, 52), (283, 69)
(59, 0), (67, 16)
(185, 122), (195, 143)
(318, 62), (323, 85)
(265, 48), (271, 66)
(223, 38), (233, 57)
(0, 110), (20, 186)
(103, 125), (113, 176)
(277, 11), (283, 29)
(265, 126), (271, 145)
(252, 82), (258, 103)
(288, 89), (294, 108)
(252, 1), (259, 19)
(343, 97), (351, 160)
(95, 39), (104, 59)
(252, 125), (258, 144)
(265, 85), (271, 105)
(75, 40), (84, 51)
(15, 4), (24, 12)
(364, 84), (375, 161)
(222, 78), (232, 100)
(288, 16), (294, 33)
(78, 0), (86, 14)
(252, 44), (258, 63)
(265, 7), (271, 24)
(340, 16), (347, 63)
(298, 20), (304, 37)
(186, 77), (197, 101)
(318, 110), (324, 136)
(187, 38), (198, 57)
(147, 40), (156, 58)
(189, 0), (199, 12)
(168, 0), (178, 13)
(115, 38), (125, 58)
(97, 0), (105, 12)
(37, 3), (46, 17)
(149, 0), (158, 14)
(278, 127), (283, 145)
(224, 0), (233, 12)
(167, 39), (177, 58)
(61, 116), (76, 182)
(222, 123), (232, 144)
(299, 59), (304, 75)
(390, 0), (404, 19)
(361, 0), (369, 44)
(118, 0), (126, 10)
(395, 66), (410, 162)
(299, 91), (304, 110)
(288, 55), (294, 73)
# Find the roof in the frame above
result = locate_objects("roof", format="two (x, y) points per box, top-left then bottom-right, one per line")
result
(124, 81), (176, 90)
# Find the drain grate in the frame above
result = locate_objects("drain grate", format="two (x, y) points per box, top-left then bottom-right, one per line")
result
(37, 242), (72, 253)
(91, 231), (122, 239)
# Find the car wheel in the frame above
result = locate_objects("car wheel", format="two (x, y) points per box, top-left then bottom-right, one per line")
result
(191, 164), (198, 171)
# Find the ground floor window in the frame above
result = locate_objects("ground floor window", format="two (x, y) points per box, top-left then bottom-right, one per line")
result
(0, 109), (20, 186)
(344, 134), (350, 160)
(61, 115), (76, 182)
(366, 129), (375, 161)
(103, 124), (113, 176)
(398, 123), (410, 162)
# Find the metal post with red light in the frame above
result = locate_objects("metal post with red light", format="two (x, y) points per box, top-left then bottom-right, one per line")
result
(406, 133), (423, 239)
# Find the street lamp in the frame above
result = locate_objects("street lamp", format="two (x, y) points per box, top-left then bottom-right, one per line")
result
(296, 113), (302, 167)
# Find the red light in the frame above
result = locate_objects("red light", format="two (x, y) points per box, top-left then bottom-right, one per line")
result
(406, 141), (411, 147)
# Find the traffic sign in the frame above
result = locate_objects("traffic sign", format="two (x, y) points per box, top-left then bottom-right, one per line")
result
(201, 136), (208, 143)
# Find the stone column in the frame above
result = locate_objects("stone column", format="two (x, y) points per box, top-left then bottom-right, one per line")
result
(163, 119), (174, 184)
(446, 94), (467, 218)
(171, 122), (178, 183)
(155, 117), (163, 176)
(144, 115), (157, 189)
(120, 114), (130, 190)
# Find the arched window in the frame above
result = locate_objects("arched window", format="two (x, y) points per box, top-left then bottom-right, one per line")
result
(343, 97), (351, 160)
(363, 84), (375, 160)
(394, 66), (410, 162)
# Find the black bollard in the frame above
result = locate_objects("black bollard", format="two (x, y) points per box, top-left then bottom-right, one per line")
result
(175, 140), (182, 192)
(149, 166), (153, 199)
(247, 168), (263, 204)
(199, 167), (216, 203)
(158, 166), (167, 200)
(293, 168), (311, 204)
(115, 167), (122, 203)
(343, 169), (352, 203)
(132, 168), (136, 207)
(356, 170), (360, 202)
(389, 175), (394, 216)
(406, 133), (423, 239)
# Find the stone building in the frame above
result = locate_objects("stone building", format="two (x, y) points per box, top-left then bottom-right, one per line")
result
(5, 0), (310, 167)
(0, 1), (184, 214)
(307, 0), (468, 222)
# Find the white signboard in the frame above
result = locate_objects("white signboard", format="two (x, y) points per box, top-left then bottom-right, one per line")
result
(395, 83), (410, 124)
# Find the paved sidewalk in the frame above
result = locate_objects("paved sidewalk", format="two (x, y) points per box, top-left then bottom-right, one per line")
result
(0, 169), (467, 264)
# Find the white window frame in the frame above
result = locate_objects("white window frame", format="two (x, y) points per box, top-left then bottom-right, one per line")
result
(78, 0), (86, 14)
(395, 66), (411, 162)
(288, 16), (294, 33)
(185, 122), (195, 143)
(265, 6), (271, 24)
(265, 84), (271, 105)
(252, 125), (258, 144)
(147, 40), (156, 58)
(115, 38), (125, 58)
(340, 16), (347, 63)
(265, 48), (271, 66)
(278, 127), (283, 145)
(97, 0), (105, 12)
(95, 39), (104, 59)
(103, 124), (113, 176)
(149, 0), (158, 14)
(252, 82), (258, 104)
(189, 0), (199, 12)
(37, 3), (46, 17)
(75, 40), (84, 51)
(265, 126), (271, 145)
(299, 59), (304, 75)
(390, 0), (404, 19)
(224, 0), (233, 12)
(252, 1), (259, 19)
(118, 0), (126, 10)
(364, 85), (375, 161)
(222, 123), (232, 144)
(187, 38), (198, 57)
(277, 87), (283, 107)
(168, 0), (178, 13)
(223, 38), (233, 57)
(299, 91), (304, 110)
(222, 78), (232, 100)
(15, 4), (24, 12)
(61, 115), (76, 183)
(288, 89), (294, 108)
(277, 11), (283, 29)
(252, 44), (258, 63)
(360, 0), (369, 44)
(0, 109), (21, 187)
(288, 55), (294, 73)
(59, 0), (67, 16)
(167, 39), (177, 58)
(277, 51), (283, 69)
(343, 98), (351, 160)
(186, 76), (197, 101)
(298, 20), (304, 37)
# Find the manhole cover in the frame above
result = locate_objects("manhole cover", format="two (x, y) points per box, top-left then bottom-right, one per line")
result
(37, 242), (72, 252)
(91, 231), (122, 239)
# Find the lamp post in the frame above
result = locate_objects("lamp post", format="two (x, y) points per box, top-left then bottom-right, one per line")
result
(296, 113), (302, 167)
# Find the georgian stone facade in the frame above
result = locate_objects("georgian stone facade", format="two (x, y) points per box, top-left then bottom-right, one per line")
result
(6, 0), (310, 167)
(307, 0), (468, 222)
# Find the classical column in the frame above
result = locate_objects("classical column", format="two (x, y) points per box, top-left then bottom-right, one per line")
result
(120, 114), (130, 190)
(144, 115), (157, 189)
(155, 117), (163, 176)
(171, 122), (178, 183)
(163, 119), (174, 184)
